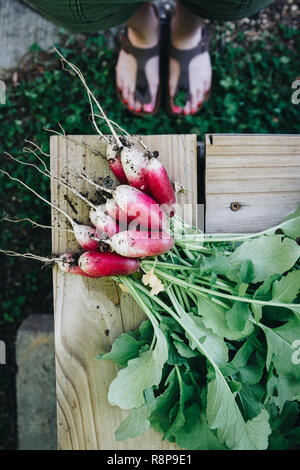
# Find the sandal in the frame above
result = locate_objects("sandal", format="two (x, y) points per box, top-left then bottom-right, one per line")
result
(116, 19), (161, 116)
(167, 23), (211, 117)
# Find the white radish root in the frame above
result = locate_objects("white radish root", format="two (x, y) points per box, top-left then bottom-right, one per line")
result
(54, 47), (123, 148)
(0, 168), (101, 251)
(0, 249), (60, 265)
(44, 124), (107, 161)
(0, 217), (74, 233)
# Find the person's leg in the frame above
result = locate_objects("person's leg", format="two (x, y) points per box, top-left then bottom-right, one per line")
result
(26, 1), (143, 32)
(180, 0), (274, 22)
(169, 0), (212, 115)
(116, 2), (160, 113)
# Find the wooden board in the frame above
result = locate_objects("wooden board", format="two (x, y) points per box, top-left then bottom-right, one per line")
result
(50, 134), (197, 450)
(205, 134), (300, 233)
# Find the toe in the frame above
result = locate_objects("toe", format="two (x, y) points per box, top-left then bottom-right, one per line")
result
(127, 89), (135, 110)
(197, 84), (204, 107)
(143, 103), (154, 113)
(147, 82), (158, 112)
(122, 87), (129, 104)
(190, 91), (198, 114)
(171, 99), (181, 114)
(135, 100), (142, 112)
(183, 101), (191, 116)
(143, 84), (157, 113)
(150, 81), (158, 102)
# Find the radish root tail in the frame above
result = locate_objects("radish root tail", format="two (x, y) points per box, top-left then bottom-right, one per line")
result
(0, 249), (59, 264)
(0, 217), (74, 233)
(54, 47), (122, 148)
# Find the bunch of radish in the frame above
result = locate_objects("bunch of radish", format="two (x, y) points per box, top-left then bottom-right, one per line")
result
(1, 147), (175, 278)
(0, 50), (177, 281)
(76, 135), (176, 275)
(72, 126), (177, 270)
(70, 173), (175, 277)
(1, 140), (176, 278)
(106, 143), (176, 218)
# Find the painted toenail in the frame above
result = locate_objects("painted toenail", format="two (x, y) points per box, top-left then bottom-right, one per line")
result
(123, 99), (128, 104)
(136, 107), (142, 112)
(191, 109), (197, 114)
(144, 103), (154, 113)
(172, 105), (181, 114)
(128, 105), (134, 110)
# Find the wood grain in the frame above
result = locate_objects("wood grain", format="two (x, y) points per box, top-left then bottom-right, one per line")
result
(205, 134), (300, 233)
(51, 134), (198, 450)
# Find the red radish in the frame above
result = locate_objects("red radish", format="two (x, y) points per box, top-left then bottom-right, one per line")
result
(110, 230), (174, 258)
(0, 251), (93, 278)
(1, 157), (165, 240)
(58, 253), (93, 276)
(105, 197), (136, 228)
(73, 225), (101, 251)
(0, 248), (138, 279)
(146, 158), (176, 217)
(79, 251), (140, 277)
(121, 146), (149, 192)
(90, 205), (119, 237)
(105, 198), (125, 220)
(106, 142), (128, 184)
(51, 163), (165, 233)
(49, 177), (119, 239)
(114, 185), (168, 232)
(54, 182), (119, 238)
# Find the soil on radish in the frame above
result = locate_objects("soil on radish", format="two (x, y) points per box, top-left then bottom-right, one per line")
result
(98, 242), (112, 252)
(119, 137), (131, 148)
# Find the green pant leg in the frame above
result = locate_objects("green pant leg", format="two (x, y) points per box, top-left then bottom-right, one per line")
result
(26, 0), (275, 32)
(180, 0), (275, 21)
(26, 0), (144, 32)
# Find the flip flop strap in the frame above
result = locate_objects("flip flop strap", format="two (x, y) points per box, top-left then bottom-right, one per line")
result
(169, 25), (210, 103)
(121, 34), (160, 104)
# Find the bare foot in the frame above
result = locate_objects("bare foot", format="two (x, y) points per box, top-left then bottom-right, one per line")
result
(116, 4), (160, 114)
(169, 4), (212, 115)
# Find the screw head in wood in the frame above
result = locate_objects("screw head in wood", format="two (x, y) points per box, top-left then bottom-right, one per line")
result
(230, 202), (241, 211)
